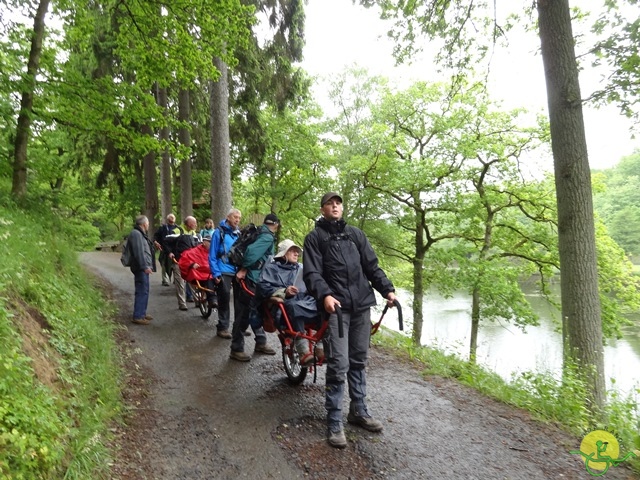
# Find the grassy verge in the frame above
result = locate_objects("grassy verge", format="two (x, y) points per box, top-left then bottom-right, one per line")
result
(372, 330), (640, 472)
(0, 205), (122, 480)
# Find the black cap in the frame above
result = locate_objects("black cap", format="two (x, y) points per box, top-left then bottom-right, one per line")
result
(264, 213), (280, 225)
(321, 192), (343, 207)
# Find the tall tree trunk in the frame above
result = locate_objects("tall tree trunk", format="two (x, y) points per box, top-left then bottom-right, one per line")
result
(469, 288), (480, 364)
(412, 207), (426, 346)
(11, 0), (51, 199)
(537, 0), (605, 412)
(141, 124), (159, 232)
(411, 257), (424, 346)
(210, 57), (233, 224)
(178, 89), (193, 220)
(157, 85), (172, 219)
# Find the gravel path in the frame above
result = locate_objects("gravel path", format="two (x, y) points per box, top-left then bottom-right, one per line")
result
(81, 251), (636, 480)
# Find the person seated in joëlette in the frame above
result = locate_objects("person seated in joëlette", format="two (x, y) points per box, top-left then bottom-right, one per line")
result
(178, 235), (218, 308)
(255, 239), (322, 366)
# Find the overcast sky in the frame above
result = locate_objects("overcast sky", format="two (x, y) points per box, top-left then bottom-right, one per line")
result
(300, 0), (640, 171)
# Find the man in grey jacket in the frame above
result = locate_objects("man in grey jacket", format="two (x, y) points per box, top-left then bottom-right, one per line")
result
(128, 215), (156, 325)
(303, 193), (396, 448)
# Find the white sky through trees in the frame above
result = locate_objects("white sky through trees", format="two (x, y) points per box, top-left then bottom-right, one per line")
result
(301, 0), (640, 171)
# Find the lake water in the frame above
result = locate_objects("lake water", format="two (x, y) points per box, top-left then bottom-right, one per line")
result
(376, 283), (640, 399)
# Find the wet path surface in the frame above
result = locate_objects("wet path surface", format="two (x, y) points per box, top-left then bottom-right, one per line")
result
(80, 252), (635, 480)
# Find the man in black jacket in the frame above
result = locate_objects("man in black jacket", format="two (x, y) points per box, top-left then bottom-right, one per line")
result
(303, 192), (396, 448)
(153, 213), (183, 286)
(164, 216), (199, 311)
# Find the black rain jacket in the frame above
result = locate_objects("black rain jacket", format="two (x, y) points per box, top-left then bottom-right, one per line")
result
(303, 218), (394, 313)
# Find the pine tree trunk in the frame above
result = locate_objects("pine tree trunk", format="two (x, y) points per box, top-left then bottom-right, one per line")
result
(210, 57), (233, 224)
(157, 85), (172, 219)
(537, 0), (605, 412)
(141, 123), (159, 233)
(178, 89), (193, 219)
(11, 0), (51, 199)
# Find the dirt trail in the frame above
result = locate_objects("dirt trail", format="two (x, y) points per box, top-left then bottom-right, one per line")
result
(80, 252), (636, 480)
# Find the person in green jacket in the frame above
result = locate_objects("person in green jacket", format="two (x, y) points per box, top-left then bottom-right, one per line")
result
(229, 213), (280, 362)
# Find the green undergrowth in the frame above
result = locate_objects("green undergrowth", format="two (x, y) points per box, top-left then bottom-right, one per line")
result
(372, 330), (640, 472)
(0, 204), (122, 480)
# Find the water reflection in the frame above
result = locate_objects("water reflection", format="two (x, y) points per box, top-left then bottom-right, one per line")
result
(377, 284), (640, 397)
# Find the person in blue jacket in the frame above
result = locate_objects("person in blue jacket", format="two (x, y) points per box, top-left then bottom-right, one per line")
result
(199, 218), (215, 240)
(208, 208), (241, 339)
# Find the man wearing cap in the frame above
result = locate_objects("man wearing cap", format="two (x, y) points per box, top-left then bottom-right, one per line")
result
(256, 239), (321, 366)
(229, 213), (280, 361)
(303, 192), (396, 448)
(178, 235), (217, 308)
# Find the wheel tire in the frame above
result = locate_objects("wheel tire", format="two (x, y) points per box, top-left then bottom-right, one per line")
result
(195, 289), (212, 319)
(281, 338), (307, 385)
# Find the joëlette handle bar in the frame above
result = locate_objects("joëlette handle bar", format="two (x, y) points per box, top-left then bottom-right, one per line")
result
(370, 299), (403, 335)
(387, 299), (403, 331)
(238, 278), (255, 296)
(332, 305), (345, 338)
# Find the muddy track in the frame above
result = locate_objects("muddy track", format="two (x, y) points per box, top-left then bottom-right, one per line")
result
(81, 252), (635, 480)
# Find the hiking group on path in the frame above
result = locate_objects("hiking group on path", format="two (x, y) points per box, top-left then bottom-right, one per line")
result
(124, 191), (398, 448)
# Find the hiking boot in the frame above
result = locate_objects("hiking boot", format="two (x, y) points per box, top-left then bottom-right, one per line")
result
(132, 317), (151, 325)
(144, 314), (153, 321)
(300, 352), (315, 367)
(347, 408), (383, 432)
(229, 350), (251, 362)
(327, 427), (347, 448)
(216, 329), (232, 339)
(179, 305), (188, 311)
(208, 295), (218, 309)
(254, 343), (276, 355)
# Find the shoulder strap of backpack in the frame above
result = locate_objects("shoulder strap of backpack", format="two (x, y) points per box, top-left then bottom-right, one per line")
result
(317, 225), (361, 257)
(217, 226), (227, 258)
(316, 227), (331, 257)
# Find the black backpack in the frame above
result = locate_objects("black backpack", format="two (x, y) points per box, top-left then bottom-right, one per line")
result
(228, 223), (260, 268)
(120, 237), (132, 267)
(165, 234), (199, 260)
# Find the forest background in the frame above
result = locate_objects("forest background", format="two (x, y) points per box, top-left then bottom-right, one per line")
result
(1, 0), (640, 477)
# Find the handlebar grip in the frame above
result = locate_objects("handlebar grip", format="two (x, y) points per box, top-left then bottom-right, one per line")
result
(394, 299), (403, 331)
(381, 299), (403, 331)
(335, 305), (344, 338)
